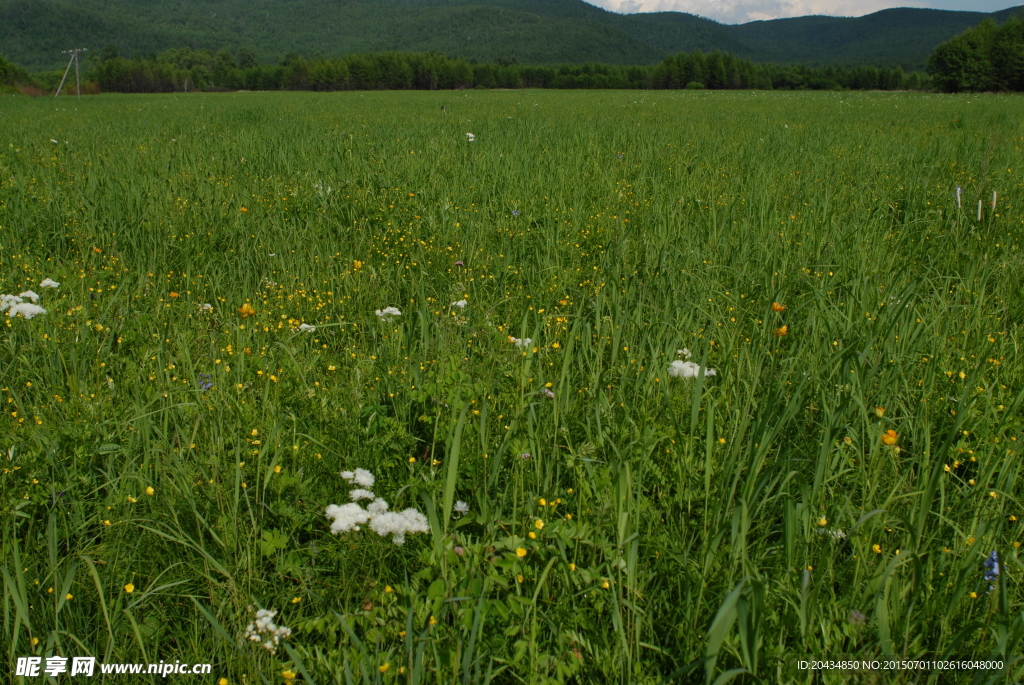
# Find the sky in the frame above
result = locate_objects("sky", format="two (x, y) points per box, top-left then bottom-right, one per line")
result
(584, 0), (1022, 24)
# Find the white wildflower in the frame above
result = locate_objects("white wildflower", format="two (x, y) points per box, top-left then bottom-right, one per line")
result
(40, 278), (61, 289)
(375, 306), (401, 321)
(198, 303), (213, 311)
(465, 132), (475, 142)
(50, 139), (58, 144)
(298, 323), (316, 332)
(327, 470), (428, 545)
(667, 360), (716, 379)
(509, 336), (532, 349)
(19, 290), (40, 302)
(0, 294), (23, 312)
(677, 348), (692, 359)
(348, 488), (376, 501)
(325, 503), (371, 533)
(341, 468), (375, 488)
(454, 500), (469, 516)
(369, 508), (429, 545)
(7, 303), (47, 319)
(450, 299), (468, 309)
(242, 608), (292, 654)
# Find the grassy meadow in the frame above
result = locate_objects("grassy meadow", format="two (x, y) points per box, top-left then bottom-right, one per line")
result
(1, 89), (1023, 684)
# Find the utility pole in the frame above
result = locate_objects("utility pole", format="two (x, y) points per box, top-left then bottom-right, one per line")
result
(55, 48), (87, 99)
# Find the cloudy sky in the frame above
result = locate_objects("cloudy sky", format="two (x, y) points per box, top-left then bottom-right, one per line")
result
(585, 0), (1021, 24)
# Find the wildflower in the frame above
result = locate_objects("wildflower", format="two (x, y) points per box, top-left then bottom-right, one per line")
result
(368, 509), (429, 545)
(219, 680), (228, 685)
(379, 664), (390, 674)
(349, 488), (376, 501)
(169, 292), (179, 298)
(512, 210), (520, 216)
(542, 388), (555, 399)
(375, 306), (401, 321)
(881, 430), (898, 446)
(849, 610), (866, 626)
(601, 580), (610, 589)
(454, 260), (464, 266)
(454, 500), (469, 516)
(199, 303), (213, 311)
(326, 503), (371, 533)
(667, 360), (716, 379)
(454, 546), (465, 556)
(237, 303), (257, 318)
(239, 207), (248, 213)
(353, 260), (363, 270)
(817, 517), (827, 527)
(145, 486), (155, 496)
(465, 132), (475, 142)
(872, 544), (881, 553)
(535, 519), (544, 529)
(297, 323), (316, 333)
(40, 278), (60, 289)
(450, 299), (468, 309)
(6, 302), (47, 319)
(243, 608), (292, 654)
(341, 468), (375, 487)
(874, 406), (885, 417)
(197, 374), (213, 391)
(19, 290), (40, 303)
(984, 551), (999, 586)
(509, 336), (532, 349)
(519, 452), (531, 459)
(0, 294), (23, 312)
(124, 583), (134, 593)
(515, 547), (527, 557)
(677, 348), (691, 359)
(66, 594), (73, 600)
(774, 325), (789, 337)
(771, 302), (786, 312)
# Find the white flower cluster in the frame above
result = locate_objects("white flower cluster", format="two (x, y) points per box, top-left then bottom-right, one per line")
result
(509, 336), (532, 349)
(450, 299), (468, 309)
(326, 469), (428, 545)
(668, 360), (716, 379)
(243, 608), (292, 654)
(198, 303), (213, 312)
(465, 132), (475, 142)
(375, 306), (401, 321)
(2, 280), (58, 320)
(298, 323), (316, 332)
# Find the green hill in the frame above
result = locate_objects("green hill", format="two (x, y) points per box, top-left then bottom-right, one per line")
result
(2, 0), (1021, 71)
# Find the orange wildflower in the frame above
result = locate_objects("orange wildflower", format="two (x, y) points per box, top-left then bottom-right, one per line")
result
(881, 429), (898, 446)
(237, 303), (257, 318)
(771, 302), (786, 312)
(774, 325), (789, 337)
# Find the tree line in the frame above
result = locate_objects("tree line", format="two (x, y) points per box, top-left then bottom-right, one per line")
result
(927, 14), (1024, 92)
(70, 46), (923, 93)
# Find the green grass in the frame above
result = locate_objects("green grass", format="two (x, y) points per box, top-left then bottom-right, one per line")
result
(1, 89), (1023, 684)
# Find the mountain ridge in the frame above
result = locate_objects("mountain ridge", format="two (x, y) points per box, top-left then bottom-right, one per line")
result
(2, 0), (1021, 71)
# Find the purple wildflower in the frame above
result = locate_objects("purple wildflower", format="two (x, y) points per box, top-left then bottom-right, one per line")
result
(198, 373), (213, 391)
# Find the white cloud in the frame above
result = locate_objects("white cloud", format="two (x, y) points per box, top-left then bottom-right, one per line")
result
(587, 0), (931, 24)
